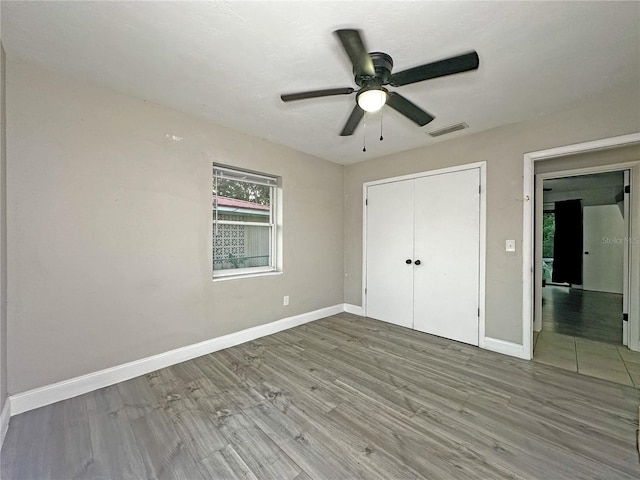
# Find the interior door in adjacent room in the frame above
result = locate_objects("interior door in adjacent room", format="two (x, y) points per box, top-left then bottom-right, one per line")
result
(582, 204), (625, 294)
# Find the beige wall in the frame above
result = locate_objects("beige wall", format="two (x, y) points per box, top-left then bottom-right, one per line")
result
(0, 22), (7, 411)
(5, 55), (640, 395)
(7, 58), (344, 394)
(345, 87), (640, 344)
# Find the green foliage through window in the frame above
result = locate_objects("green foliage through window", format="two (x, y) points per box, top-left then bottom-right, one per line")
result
(213, 178), (270, 206)
(542, 212), (555, 258)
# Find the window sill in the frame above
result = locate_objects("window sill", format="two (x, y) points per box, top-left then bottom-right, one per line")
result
(212, 270), (283, 282)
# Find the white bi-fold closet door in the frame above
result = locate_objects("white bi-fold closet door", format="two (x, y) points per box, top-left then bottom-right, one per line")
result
(365, 166), (481, 346)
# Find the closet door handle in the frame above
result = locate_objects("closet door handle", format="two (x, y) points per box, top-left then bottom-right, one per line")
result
(406, 259), (412, 264)
(414, 260), (421, 266)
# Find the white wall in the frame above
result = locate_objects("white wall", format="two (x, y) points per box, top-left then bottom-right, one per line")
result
(7, 58), (345, 394)
(583, 205), (625, 294)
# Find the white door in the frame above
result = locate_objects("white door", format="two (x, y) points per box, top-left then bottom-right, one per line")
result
(366, 180), (415, 328)
(583, 205), (624, 294)
(413, 168), (481, 345)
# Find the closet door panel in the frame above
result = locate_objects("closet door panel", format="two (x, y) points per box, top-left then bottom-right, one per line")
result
(366, 180), (415, 328)
(413, 168), (480, 345)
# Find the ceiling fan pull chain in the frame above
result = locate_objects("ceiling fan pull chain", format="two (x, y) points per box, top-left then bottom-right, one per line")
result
(380, 108), (384, 141)
(362, 112), (367, 152)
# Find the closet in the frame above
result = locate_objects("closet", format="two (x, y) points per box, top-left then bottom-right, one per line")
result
(365, 166), (482, 346)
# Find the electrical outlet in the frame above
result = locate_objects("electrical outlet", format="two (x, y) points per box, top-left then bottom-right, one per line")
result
(283, 295), (289, 306)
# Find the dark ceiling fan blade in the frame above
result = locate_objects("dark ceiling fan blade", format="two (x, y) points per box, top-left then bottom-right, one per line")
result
(389, 51), (479, 87)
(334, 29), (375, 77)
(386, 92), (434, 126)
(281, 87), (355, 102)
(340, 104), (365, 136)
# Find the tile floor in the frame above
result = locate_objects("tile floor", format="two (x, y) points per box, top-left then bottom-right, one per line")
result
(533, 329), (640, 387)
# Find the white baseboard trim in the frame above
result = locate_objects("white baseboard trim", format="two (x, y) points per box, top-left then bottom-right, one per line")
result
(0, 399), (10, 450)
(483, 337), (529, 360)
(343, 303), (364, 316)
(10, 304), (344, 416)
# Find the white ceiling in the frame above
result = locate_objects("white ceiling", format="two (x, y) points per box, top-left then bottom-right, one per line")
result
(544, 171), (625, 207)
(2, 1), (639, 165)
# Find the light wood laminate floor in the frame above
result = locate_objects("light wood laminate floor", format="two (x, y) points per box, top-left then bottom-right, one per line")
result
(2, 313), (640, 479)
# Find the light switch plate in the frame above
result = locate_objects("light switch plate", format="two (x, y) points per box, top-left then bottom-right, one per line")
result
(506, 240), (516, 252)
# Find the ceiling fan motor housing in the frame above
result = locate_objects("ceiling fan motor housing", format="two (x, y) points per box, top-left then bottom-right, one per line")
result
(355, 52), (393, 87)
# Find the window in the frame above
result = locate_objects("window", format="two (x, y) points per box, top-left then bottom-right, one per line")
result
(213, 165), (279, 278)
(542, 210), (556, 283)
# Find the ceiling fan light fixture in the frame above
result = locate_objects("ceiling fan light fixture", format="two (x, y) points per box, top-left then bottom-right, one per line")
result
(357, 87), (388, 113)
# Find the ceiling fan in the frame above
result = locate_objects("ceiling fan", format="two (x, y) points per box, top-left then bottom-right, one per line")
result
(281, 29), (480, 136)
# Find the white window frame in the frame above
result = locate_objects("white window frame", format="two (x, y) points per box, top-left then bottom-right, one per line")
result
(213, 164), (279, 280)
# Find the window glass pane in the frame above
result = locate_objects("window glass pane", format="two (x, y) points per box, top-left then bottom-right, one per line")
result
(542, 212), (555, 258)
(213, 224), (272, 271)
(214, 178), (271, 224)
(542, 212), (555, 283)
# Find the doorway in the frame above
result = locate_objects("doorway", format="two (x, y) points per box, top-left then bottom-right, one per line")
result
(539, 171), (626, 344)
(528, 150), (640, 385)
(523, 134), (640, 362)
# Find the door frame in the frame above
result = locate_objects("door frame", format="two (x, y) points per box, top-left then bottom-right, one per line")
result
(534, 165), (633, 342)
(362, 161), (487, 346)
(523, 133), (640, 359)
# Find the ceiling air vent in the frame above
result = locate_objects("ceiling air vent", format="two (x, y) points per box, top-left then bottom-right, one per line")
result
(428, 122), (469, 138)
